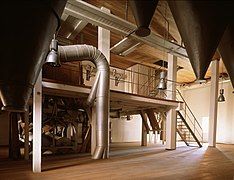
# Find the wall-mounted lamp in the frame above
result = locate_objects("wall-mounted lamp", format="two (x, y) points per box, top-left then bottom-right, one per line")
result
(85, 65), (92, 81)
(115, 74), (122, 86)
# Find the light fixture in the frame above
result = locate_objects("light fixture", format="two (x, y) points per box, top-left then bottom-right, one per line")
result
(218, 60), (225, 102)
(86, 65), (92, 81)
(110, 37), (141, 56)
(126, 115), (131, 121)
(157, 7), (168, 91)
(45, 34), (60, 67)
(157, 70), (167, 90)
(218, 89), (225, 102)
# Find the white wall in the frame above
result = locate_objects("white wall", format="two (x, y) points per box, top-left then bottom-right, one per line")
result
(111, 115), (142, 142)
(181, 81), (234, 144)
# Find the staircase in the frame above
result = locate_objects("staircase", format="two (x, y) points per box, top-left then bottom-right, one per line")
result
(140, 70), (203, 147)
(176, 90), (203, 147)
(147, 87), (203, 147)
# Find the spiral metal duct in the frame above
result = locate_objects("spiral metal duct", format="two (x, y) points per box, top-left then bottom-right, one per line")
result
(0, 0), (67, 112)
(129, 0), (158, 37)
(218, 24), (234, 88)
(58, 44), (110, 159)
(168, 1), (230, 81)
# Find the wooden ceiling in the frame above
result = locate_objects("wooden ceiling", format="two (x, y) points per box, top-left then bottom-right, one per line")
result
(57, 0), (226, 84)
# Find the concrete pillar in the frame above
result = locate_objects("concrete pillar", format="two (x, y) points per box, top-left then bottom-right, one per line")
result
(33, 71), (42, 173)
(98, 7), (110, 63)
(166, 54), (177, 150)
(208, 60), (219, 147)
(141, 119), (147, 146)
(98, 6), (110, 157)
(140, 111), (148, 146)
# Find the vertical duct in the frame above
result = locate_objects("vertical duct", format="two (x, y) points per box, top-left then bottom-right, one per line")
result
(218, 24), (234, 88)
(0, 0), (67, 112)
(168, 1), (230, 81)
(129, 0), (158, 37)
(58, 45), (110, 159)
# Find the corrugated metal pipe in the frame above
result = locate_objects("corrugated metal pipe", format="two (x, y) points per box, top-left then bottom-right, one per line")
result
(58, 45), (110, 159)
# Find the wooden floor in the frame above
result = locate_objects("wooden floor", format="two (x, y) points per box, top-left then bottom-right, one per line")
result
(0, 143), (234, 180)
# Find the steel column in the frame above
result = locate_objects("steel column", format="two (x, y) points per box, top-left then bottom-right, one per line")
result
(166, 54), (177, 150)
(208, 60), (219, 147)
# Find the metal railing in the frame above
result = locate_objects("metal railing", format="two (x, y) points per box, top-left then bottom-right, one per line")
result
(176, 89), (203, 144)
(82, 64), (163, 97)
(44, 62), (203, 145)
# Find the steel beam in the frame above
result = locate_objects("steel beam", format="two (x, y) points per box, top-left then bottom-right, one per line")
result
(64, 0), (188, 59)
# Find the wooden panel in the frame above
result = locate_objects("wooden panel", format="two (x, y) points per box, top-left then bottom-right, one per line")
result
(43, 63), (83, 86)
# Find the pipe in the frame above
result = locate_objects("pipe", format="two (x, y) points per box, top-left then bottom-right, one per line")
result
(58, 45), (110, 159)
(129, 0), (158, 37)
(168, 1), (230, 81)
(0, 0), (67, 112)
(218, 24), (234, 88)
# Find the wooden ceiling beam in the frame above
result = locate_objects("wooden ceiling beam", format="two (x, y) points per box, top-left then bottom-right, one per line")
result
(64, 0), (188, 59)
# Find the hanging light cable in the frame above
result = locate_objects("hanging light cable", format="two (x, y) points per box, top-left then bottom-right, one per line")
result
(218, 60), (225, 102)
(158, 3), (168, 90)
(45, 9), (61, 67)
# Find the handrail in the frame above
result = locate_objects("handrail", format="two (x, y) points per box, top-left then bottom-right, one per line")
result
(180, 107), (203, 139)
(176, 89), (203, 143)
(177, 111), (202, 147)
(176, 89), (203, 130)
(139, 68), (161, 93)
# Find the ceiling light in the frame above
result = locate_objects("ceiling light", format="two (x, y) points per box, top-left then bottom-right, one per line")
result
(218, 89), (225, 102)
(45, 35), (60, 67)
(218, 61), (225, 102)
(110, 37), (141, 56)
(157, 71), (167, 90)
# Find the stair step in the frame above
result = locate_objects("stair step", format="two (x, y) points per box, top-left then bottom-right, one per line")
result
(177, 125), (187, 127)
(177, 131), (190, 134)
(177, 127), (188, 129)
(176, 111), (203, 148)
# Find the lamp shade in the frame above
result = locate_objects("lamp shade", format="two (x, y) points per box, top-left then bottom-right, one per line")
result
(218, 89), (225, 102)
(157, 71), (167, 90)
(45, 38), (61, 67)
(129, 0), (158, 37)
(45, 50), (60, 67)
